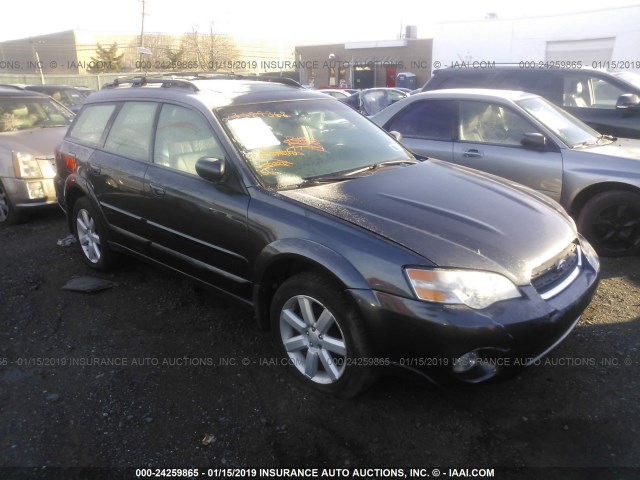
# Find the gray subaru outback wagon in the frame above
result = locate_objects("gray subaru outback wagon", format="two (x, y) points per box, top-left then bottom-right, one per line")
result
(54, 76), (599, 397)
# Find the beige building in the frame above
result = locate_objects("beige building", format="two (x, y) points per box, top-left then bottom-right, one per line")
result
(296, 32), (433, 89)
(0, 30), (296, 78)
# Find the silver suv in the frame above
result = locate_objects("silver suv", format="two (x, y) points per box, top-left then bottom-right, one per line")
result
(0, 86), (74, 224)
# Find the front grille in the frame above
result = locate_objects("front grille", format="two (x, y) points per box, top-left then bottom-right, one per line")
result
(531, 242), (581, 299)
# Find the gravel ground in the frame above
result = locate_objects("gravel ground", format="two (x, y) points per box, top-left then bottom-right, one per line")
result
(1, 209), (639, 480)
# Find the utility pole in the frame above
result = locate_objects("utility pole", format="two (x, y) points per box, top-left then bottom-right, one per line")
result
(139, 0), (147, 72)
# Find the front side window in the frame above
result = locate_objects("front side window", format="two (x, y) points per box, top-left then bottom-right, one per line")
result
(458, 101), (536, 145)
(563, 75), (626, 109)
(154, 104), (224, 175)
(219, 99), (413, 190)
(104, 102), (158, 161)
(386, 100), (455, 140)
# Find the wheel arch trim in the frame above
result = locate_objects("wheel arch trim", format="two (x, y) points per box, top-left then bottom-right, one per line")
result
(251, 238), (370, 330)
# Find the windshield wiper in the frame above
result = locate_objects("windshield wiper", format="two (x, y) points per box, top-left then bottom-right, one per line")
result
(574, 139), (600, 148)
(598, 134), (617, 143)
(278, 159), (419, 190)
(575, 134), (617, 148)
(343, 159), (420, 176)
(279, 176), (354, 190)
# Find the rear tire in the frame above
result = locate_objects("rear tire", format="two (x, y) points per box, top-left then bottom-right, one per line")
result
(72, 196), (118, 270)
(270, 271), (378, 398)
(577, 190), (640, 257)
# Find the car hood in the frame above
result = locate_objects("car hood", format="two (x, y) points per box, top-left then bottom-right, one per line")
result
(280, 160), (576, 285)
(579, 137), (640, 160)
(0, 126), (68, 156)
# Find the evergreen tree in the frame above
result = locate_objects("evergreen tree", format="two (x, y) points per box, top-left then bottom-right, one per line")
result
(87, 43), (124, 73)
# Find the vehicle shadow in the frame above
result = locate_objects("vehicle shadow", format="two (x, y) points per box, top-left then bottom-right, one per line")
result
(598, 255), (640, 289)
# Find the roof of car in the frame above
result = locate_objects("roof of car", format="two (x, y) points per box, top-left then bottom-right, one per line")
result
(412, 88), (540, 102)
(0, 85), (51, 98)
(86, 76), (331, 108)
(25, 84), (84, 90)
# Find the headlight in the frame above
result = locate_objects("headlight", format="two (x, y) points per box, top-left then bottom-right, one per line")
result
(13, 152), (43, 178)
(405, 268), (521, 309)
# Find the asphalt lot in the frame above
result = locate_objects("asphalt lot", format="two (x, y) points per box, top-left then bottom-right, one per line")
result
(1, 208), (639, 480)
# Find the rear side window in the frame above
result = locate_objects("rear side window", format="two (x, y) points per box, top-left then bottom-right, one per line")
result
(68, 104), (116, 145)
(386, 100), (456, 140)
(104, 102), (158, 161)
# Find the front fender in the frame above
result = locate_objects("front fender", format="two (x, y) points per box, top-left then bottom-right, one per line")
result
(251, 238), (371, 330)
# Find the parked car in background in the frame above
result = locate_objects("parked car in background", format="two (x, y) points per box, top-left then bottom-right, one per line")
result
(340, 87), (408, 115)
(611, 71), (640, 89)
(54, 77), (599, 396)
(372, 88), (640, 256)
(24, 84), (94, 113)
(0, 86), (74, 224)
(316, 88), (353, 99)
(421, 67), (640, 139)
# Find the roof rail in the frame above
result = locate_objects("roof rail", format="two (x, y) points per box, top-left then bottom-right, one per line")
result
(255, 76), (304, 88)
(152, 72), (304, 88)
(102, 73), (304, 91)
(103, 76), (200, 92)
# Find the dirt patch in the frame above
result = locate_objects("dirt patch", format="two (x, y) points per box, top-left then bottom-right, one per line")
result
(1, 210), (639, 479)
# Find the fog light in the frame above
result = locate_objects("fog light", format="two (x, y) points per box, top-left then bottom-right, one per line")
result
(27, 181), (45, 199)
(453, 351), (478, 374)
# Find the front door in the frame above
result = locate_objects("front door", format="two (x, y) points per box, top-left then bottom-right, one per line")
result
(143, 103), (251, 299)
(452, 100), (563, 201)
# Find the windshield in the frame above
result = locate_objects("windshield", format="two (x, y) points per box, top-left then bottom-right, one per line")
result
(218, 99), (413, 190)
(517, 96), (601, 148)
(0, 96), (74, 132)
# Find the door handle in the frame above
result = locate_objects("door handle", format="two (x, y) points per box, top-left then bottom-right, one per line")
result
(463, 149), (483, 158)
(88, 164), (101, 175)
(150, 183), (166, 197)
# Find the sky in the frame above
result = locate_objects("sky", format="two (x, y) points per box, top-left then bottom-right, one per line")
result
(2, 0), (639, 44)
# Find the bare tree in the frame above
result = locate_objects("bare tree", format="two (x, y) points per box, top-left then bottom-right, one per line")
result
(182, 23), (239, 71)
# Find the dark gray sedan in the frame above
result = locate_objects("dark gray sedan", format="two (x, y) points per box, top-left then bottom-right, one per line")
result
(372, 89), (640, 256)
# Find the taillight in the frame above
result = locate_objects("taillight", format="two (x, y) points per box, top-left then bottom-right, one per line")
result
(59, 152), (77, 174)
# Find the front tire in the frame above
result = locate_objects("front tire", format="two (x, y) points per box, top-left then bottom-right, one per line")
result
(270, 271), (378, 398)
(577, 191), (640, 257)
(72, 197), (117, 270)
(0, 181), (27, 225)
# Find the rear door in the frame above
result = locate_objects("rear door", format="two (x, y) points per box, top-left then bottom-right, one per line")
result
(143, 103), (251, 299)
(451, 100), (564, 201)
(81, 101), (157, 249)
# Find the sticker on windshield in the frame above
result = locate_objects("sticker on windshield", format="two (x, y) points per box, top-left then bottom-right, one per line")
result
(227, 117), (280, 150)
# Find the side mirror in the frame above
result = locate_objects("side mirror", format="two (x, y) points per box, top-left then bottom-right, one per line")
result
(195, 157), (226, 182)
(615, 93), (640, 110)
(521, 132), (547, 149)
(389, 130), (403, 142)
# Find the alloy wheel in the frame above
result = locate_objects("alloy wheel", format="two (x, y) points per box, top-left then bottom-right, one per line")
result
(76, 208), (101, 264)
(279, 294), (347, 384)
